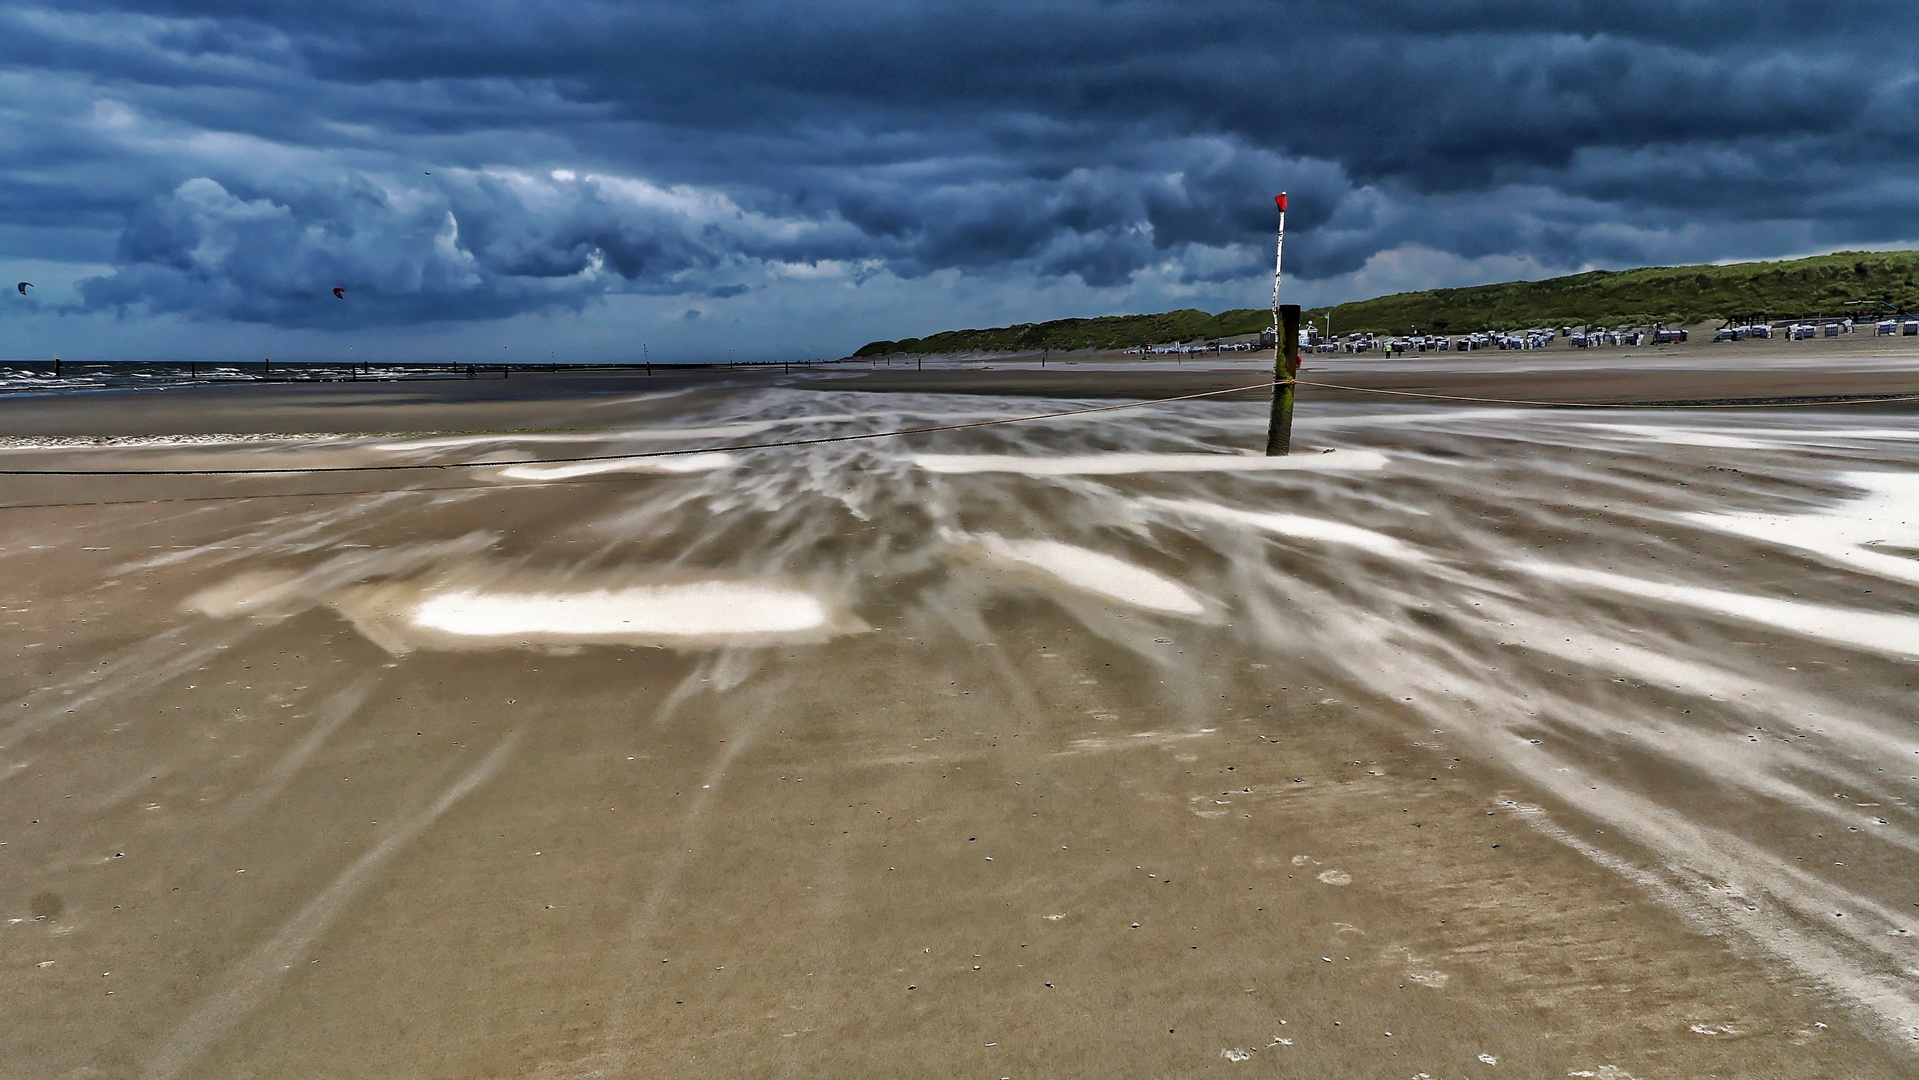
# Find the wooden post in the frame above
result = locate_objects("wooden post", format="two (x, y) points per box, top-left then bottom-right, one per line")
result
(1265, 304), (1301, 456)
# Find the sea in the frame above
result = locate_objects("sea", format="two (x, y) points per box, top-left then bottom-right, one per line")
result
(0, 360), (657, 396)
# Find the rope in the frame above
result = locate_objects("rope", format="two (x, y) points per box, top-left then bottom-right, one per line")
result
(0, 472), (702, 511)
(1291, 378), (1919, 409)
(2, 373), (1910, 480)
(0, 379), (1284, 477)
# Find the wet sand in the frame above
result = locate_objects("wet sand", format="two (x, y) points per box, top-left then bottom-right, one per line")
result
(830, 343), (1919, 406)
(2, 361), (1917, 1078)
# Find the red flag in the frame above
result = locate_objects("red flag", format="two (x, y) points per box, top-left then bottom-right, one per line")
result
(1275, 193), (1288, 212)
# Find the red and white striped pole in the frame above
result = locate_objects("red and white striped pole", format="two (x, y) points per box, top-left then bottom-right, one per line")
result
(1271, 192), (1287, 352)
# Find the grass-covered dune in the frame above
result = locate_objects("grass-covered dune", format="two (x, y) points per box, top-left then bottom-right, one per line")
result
(853, 308), (1271, 357)
(852, 250), (1919, 355)
(1320, 249), (1919, 335)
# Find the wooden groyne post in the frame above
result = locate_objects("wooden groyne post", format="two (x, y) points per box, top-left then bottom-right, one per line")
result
(1265, 304), (1300, 456)
(1263, 191), (1296, 455)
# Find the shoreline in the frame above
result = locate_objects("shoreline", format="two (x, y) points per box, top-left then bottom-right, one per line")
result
(0, 351), (1915, 438)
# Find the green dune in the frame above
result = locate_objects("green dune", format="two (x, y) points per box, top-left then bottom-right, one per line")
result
(852, 249), (1919, 355)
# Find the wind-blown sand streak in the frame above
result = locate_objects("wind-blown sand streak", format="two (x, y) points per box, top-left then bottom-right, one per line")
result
(1520, 562), (1919, 658)
(1139, 497), (1431, 562)
(138, 736), (517, 1080)
(494, 452), (735, 480)
(245, 679), (379, 810)
(911, 448), (1387, 475)
(970, 534), (1207, 615)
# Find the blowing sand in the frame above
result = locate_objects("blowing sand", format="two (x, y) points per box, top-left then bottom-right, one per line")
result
(1, 357), (1916, 1079)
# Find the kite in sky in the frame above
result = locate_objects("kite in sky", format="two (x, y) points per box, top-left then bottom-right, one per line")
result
(15, 282), (28, 295)
(332, 287), (346, 299)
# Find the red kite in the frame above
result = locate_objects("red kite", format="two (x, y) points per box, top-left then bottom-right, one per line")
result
(332, 287), (346, 299)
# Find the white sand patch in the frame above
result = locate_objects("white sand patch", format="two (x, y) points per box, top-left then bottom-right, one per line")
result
(1520, 562), (1919, 657)
(178, 537), (857, 653)
(1141, 498), (1427, 561)
(910, 449), (1387, 476)
(410, 582), (828, 639)
(1600, 423), (1919, 447)
(495, 452), (733, 480)
(1577, 423), (1780, 450)
(1316, 869), (1353, 886)
(1576, 419), (1919, 452)
(1731, 426), (1919, 442)
(182, 570), (309, 618)
(1684, 470), (1919, 587)
(1061, 729), (1218, 756)
(181, 552), (858, 653)
(378, 432), (634, 451)
(975, 535), (1204, 615)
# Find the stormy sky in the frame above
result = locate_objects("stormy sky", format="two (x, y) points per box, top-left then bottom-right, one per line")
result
(3, 1), (1916, 361)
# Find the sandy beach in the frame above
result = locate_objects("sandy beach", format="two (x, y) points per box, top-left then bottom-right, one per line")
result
(3, 355), (1917, 1078)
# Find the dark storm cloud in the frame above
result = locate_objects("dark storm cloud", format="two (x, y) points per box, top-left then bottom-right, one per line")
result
(71, 167), (875, 326)
(5, 1), (1919, 327)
